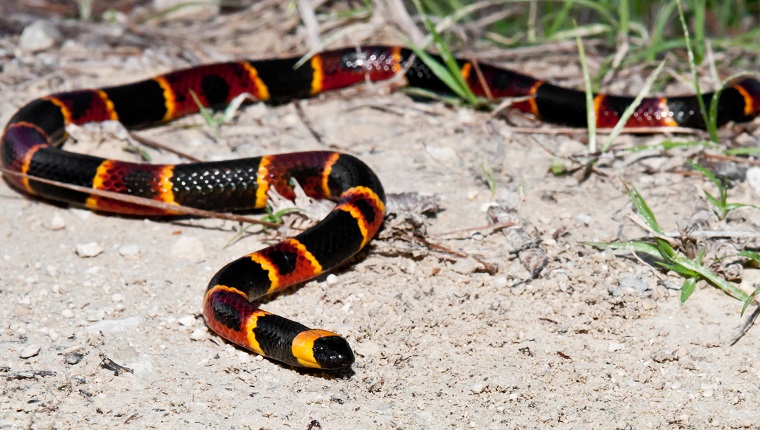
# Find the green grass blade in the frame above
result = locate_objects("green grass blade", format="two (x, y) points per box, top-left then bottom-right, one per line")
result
(737, 250), (760, 264)
(409, 0), (478, 106)
(741, 285), (760, 316)
(671, 253), (750, 301)
(574, 23), (596, 153)
(656, 261), (698, 278)
(626, 185), (663, 235)
(681, 277), (698, 303)
(585, 240), (664, 260)
(407, 46), (473, 103)
(601, 59), (667, 152)
(675, 0), (717, 142)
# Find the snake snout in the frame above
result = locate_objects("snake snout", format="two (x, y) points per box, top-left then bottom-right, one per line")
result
(311, 335), (355, 369)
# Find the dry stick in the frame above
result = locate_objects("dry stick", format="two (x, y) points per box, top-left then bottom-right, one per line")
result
(674, 230), (760, 240)
(627, 213), (681, 248)
(468, 56), (493, 101)
(433, 221), (516, 239)
(380, 0), (425, 46)
(504, 125), (700, 135)
(129, 131), (203, 162)
(703, 152), (760, 167)
(462, 8), (518, 34)
(489, 96), (534, 118)
(1, 168), (285, 229)
(294, 102), (324, 145)
(296, 0), (321, 49)
(474, 40), (603, 60)
(730, 305), (760, 346)
(396, 232), (497, 275)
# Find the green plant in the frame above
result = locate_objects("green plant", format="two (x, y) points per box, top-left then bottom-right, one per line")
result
(478, 161), (497, 199)
(189, 90), (255, 141)
(225, 206), (306, 248)
(587, 184), (753, 306)
(409, 0), (481, 108)
(688, 161), (760, 220)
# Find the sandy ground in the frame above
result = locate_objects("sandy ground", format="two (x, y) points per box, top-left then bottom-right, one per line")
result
(2, 3), (760, 429)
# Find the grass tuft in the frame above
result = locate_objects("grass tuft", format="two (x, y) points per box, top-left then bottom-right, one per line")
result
(587, 184), (752, 304)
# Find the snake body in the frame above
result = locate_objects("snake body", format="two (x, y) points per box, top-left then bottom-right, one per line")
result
(2, 46), (758, 369)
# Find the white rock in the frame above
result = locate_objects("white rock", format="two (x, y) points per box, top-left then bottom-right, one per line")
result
(470, 382), (486, 394)
(426, 146), (458, 164)
(118, 244), (140, 258)
(575, 213), (592, 225)
(178, 315), (195, 327)
(86, 309), (105, 322)
(20, 343), (41, 359)
(76, 242), (103, 258)
(171, 236), (205, 263)
(451, 259), (480, 274)
(747, 167), (760, 197)
(48, 213), (65, 231)
(190, 328), (207, 341)
(19, 21), (61, 52)
(608, 341), (625, 352)
(493, 277), (508, 289)
(81, 316), (141, 334)
(70, 209), (92, 220)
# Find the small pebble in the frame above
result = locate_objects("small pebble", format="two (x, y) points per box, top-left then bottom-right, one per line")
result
(326, 274), (338, 285)
(171, 236), (205, 263)
(451, 259), (480, 274)
(609, 275), (651, 297)
(575, 213), (592, 225)
(493, 277), (508, 289)
(19, 20), (61, 52)
(111, 293), (123, 303)
(83, 316), (141, 334)
(62, 309), (74, 319)
(701, 384), (715, 397)
(86, 309), (105, 322)
(118, 244), (140, 258)
(190, 328), (207, 341)
(20, 343), (42, 359)
(76, 242), (103, 258)
(471, 382), (486, 394)
(608, 341), (624, 352)
(48, 214), (65, 231)
(746, 167), (760, 196)
(425, 146), (458, 164)
(65, 352), (83, 365)
(70, 209), (92, 220)
(178, 315), (195, 327)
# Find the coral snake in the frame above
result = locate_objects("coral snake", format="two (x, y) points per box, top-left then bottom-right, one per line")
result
(2, 45), (759, 369)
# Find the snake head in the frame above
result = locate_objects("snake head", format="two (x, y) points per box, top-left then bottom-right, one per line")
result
(292, 330), (355, 369)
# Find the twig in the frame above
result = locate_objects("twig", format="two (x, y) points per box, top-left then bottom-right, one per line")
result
(1, 168), (287, 229)
(295, 101), (324, 144)
(729, 304), (760, 346)
(129, 131), (203, 162)
(397, 232), (497, 274)
(433, 221), (515, 238)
